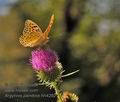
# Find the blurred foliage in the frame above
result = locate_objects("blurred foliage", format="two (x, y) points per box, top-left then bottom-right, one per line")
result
(0, 0), (120, 102)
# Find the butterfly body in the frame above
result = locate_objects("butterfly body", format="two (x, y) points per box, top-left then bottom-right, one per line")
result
(19, 14), (54, 47)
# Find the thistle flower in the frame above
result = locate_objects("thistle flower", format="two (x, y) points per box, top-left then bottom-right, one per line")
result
(31, 49), (58, 72)
(62, 91), (79, 102)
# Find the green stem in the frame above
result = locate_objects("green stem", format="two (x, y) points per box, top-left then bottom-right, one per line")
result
(51, 82), (63, 102)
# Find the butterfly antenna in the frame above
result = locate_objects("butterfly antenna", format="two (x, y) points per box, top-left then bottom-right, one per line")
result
(44, 14), (54, 37)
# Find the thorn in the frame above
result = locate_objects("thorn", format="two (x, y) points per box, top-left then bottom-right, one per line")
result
(62, 70), (80, 78)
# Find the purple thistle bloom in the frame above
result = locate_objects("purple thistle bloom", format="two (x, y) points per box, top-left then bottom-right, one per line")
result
(31, 49), (58, 72)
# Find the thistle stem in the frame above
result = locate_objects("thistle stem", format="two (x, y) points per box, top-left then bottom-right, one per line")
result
(51, 82), (63, 102)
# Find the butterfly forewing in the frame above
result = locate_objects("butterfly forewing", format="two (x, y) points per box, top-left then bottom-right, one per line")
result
(44, 14), (54, 37)
(23, 20), (42, 35)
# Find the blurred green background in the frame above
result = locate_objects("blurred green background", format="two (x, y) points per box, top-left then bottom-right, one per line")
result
(0, 0), (120, 102)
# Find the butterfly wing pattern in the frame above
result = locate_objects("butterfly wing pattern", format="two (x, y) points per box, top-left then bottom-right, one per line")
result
(19, 14), (54, 47)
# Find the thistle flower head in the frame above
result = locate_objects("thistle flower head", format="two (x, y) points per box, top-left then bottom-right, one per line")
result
(31, 49), (58, 72)
(62, 91), (79, 102)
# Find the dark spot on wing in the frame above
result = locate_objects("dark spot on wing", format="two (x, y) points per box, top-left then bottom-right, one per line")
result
(34, 26), (37, 27)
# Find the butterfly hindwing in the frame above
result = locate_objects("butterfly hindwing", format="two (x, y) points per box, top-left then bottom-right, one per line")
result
(19, 32), (41, 47)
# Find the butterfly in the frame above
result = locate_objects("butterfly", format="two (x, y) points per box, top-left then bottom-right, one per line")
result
(19, 14), (54, 47)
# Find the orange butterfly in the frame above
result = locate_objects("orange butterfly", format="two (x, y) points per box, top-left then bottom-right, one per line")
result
(19, 14), (54, 47)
